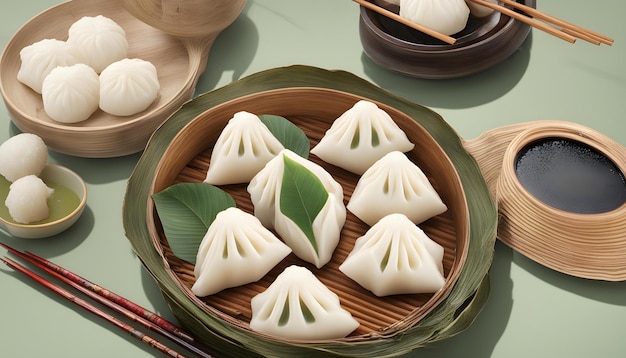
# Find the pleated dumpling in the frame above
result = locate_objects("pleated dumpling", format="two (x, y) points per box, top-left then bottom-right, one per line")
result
(99, 58), (160, 116)
(310, 100), (414, 175)
(204, 111), (284, 185)
(67, 15), (128, 73)
(250, 265), (359, 340)
(339, 213), (445, 296)
(17, 39), (82, 94)
(248, 149), (346, 268)
(347, 151), (447, 226)
(191, 207), (292, 297)
(42, 64), (100, 123)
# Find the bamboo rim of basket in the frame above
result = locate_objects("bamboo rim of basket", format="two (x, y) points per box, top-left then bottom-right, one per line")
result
(145, 87), (471, 342)
(495, 120), (626, 280)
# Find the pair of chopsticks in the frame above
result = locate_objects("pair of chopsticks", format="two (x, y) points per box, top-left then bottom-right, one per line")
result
(0, 242), (216, 358)
(467, 0), (613, 45)
(353, 0), (613, 46)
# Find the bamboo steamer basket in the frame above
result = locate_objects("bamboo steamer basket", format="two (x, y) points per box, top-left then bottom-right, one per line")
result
(124, 66), (498, 357)
(464, 120), (626, 281)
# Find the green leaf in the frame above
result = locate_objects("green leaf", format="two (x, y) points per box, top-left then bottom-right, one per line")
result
(259, 114), (310, 158)
(151, 183), (235, 264)
(279, 154), (329, 255)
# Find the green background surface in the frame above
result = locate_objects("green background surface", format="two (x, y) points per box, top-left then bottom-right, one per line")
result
(1, 1), (625, 357)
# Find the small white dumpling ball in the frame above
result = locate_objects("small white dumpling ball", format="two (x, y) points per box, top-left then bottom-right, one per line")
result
(5, 175), (54, 224)
(17, 39), (82, 94)
(42, 64), (100, 123)
(67, 15), (128, 73)
(0, 133), (48, 182)
(99, 58), (160, 116)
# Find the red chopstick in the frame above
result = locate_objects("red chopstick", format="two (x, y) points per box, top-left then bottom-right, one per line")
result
(1, 256), (189, 358)
(0, 243), (193, 342)
(0, 244), (216, 358)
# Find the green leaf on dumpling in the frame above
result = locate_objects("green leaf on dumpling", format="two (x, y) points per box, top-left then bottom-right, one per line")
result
(279, 155), (329, 255)
(260, 114), (310, 158)
(152, 183), (235, 264)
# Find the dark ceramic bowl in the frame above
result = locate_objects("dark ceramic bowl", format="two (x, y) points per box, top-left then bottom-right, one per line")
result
(359, 0), (536, 79)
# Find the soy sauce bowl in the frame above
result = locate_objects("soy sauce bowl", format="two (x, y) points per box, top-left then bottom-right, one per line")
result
(0, 164), (87, 239)
(359, 0), (536, 79)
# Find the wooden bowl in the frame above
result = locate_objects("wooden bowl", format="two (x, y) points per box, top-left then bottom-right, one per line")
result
(464, 120), (626, 280)
(148, 87), (470, 352)
(0, 0), (243, 158)
(359, 0), (535, 79)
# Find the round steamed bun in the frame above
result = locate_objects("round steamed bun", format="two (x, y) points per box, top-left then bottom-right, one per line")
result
(0, 133), (48, 182)
(67, 15), (128, 73)
(99, 58), (160, 116)
(5, 175), (54, 224)
(42, 64), (100, 123)
(17, 39), (82, 94)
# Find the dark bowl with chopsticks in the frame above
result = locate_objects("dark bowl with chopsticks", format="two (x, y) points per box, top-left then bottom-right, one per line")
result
(359, 0), (536, 79)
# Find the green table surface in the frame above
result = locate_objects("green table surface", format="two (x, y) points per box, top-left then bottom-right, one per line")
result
(1, 1), (625, 357)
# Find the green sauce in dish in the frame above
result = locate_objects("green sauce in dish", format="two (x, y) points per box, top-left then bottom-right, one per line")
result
(0, 176), (81, 225)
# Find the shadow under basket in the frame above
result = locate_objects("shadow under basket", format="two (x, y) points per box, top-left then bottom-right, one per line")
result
(147, 88), (470, 352)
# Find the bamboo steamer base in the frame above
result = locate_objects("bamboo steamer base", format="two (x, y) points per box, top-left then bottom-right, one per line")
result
(464, 120), (626, 281)
(147, 88), (470, 339)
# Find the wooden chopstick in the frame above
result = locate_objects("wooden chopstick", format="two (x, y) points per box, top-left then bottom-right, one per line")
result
(353, 0), (457, 45)
(1, 256), (188, 358)
(0, 242), (193, 344)
(0, 243), (216, 358)
(466, 0), (578, 43)
(498, 0), (613, 46)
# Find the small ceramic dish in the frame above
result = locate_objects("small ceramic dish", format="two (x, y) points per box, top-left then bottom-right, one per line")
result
(359, 0), (536, 79)
(0, 0), (245, 158)
(0, 164), (88, 239)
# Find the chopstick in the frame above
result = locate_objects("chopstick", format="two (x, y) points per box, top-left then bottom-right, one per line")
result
(498, 0), (613, 46)
(0, 243), (217, 358)
(467, 0), (613, 46)
(1, 256), (188, 358)
(0, 242), (192, 343)
(352, 0), (457, 45)
(466, 0), (577, 43)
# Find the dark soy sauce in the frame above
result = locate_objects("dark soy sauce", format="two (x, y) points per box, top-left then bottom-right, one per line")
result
(515, 138), (626, 214)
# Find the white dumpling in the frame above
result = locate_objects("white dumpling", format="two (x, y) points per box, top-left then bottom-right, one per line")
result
(250, 265), (359, 340)
(310, 100), (414, 175)
(99, 58), (160, 116)
(466, 0), (496, 17)
(17, 39), (82, 94)
(67, 15), (128, 73)
(0, 133), (48, 182)
(399, 0), (470, 36)
(339, 213), (445, 296)
(204, 111), (284, 185)
(347, 151), (447, 226)
(248, 149), (346, 268)
(42, 64), (100, 123)
(191, 207), (292, 297)
(5, 175), (54, 224)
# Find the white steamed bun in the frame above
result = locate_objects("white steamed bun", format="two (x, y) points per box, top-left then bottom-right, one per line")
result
(99, 58), (160, 116)
(42, 64), (100, 123)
